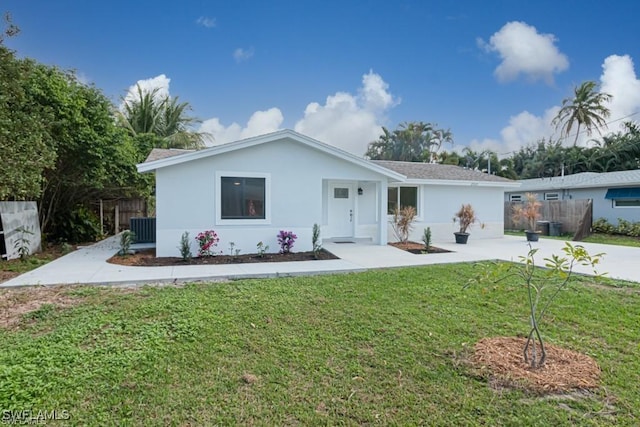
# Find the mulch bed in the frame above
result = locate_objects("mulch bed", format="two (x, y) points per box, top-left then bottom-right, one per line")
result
(389, 241), (451, 254)
(108, 248), (338, 267)
(468, 336), (601, 393)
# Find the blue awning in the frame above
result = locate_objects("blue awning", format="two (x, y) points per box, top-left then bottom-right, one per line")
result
(605, 188), (640, 199)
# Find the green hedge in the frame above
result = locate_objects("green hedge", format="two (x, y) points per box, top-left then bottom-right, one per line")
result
(592, 217), (640, 237)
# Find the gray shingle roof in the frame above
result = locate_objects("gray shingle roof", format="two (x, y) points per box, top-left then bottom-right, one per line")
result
(516, 170), (640, 191)
(372, 160), (515, 183)
(144, 148), (195, 163)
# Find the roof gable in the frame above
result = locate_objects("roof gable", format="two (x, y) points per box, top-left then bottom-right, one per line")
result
(137, 129), (405, 181)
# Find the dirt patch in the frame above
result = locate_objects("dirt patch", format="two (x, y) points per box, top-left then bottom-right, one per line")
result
(0, 271), (19, 283)
(0, 286), (85, 329)
(389, 241), (451, 254)
(108, 248), (338, 267)
(468, 336), (601, 393)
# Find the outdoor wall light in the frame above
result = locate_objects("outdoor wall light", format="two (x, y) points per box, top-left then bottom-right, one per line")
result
(358, 187), (363, 195)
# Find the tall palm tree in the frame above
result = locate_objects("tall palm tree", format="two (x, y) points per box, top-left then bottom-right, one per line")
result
(118, 84), (209, 149)
(552, 81), (612, 146)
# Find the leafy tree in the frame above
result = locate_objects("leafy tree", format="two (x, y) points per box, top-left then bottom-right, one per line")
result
(31, 65), (148, 239)
(552, 81), (612, 146)
(467, 243), (604, 368)
(365, 121), (453, 162)
(118, 84), (208, 151)
(0, 11), (19, 43)
(0, 15), (55, 200)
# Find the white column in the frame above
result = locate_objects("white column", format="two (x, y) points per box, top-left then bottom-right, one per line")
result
(378, 180), (388, 245)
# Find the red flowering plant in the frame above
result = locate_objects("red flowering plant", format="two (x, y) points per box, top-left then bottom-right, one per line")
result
(195, 230), (219, 257)
(277, 230), (297, 254)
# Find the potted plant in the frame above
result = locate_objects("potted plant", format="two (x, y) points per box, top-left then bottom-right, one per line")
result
(453, 204), (480, 244)
(512, 193), (542, 242)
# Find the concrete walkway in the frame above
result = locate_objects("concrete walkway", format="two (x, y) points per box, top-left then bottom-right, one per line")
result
(2, 235), (639, 287)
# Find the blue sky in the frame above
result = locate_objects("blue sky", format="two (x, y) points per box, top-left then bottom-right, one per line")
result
(5, 0), (640, 157)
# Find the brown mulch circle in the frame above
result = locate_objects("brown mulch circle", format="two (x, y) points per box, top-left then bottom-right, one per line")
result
(469, 337), (601, 393)
(389, 241), (451, 254)
(108, 248), (338, 267)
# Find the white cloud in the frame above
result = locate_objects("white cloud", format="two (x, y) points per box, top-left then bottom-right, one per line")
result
(469, 54), (640, 156)
(197, 70), (398, 155)
(199, 108), (284, 145)
(600, 54), (640, 127)
(478, 21), (569, 84)
(121, 74), (171, 109)
(233, 47), (254, 63)
(196, 16), (216, 28)
(294, 71), (399, 155)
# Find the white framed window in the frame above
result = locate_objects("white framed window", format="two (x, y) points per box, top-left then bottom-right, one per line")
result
(387, 186), (418, 214)
(613, 199), (640, 208)
(509, 194), (522, 202)
(544, 193), (559, 201)
(216, 171), (271, 224)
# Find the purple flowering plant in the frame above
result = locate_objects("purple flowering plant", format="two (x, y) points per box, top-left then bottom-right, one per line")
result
(196, 230), (219, 257)
(277, 230), (297, 254)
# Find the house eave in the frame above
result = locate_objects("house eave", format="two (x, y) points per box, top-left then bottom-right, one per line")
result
(401, 178), (521, 188)
(137, 129), (407, 181)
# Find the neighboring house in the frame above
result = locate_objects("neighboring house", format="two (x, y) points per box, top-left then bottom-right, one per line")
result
(505, 170), (640, 224)
(138, 130), (519, 257)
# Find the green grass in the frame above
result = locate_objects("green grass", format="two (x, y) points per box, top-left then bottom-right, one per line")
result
(583, 233), (640, 247)
(1, 245), (68, 275)
(506, 230), (640, 247)
(1, 265), (639, 425)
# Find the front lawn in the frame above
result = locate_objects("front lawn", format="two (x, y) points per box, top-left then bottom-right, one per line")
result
(1, 265), (638, 425)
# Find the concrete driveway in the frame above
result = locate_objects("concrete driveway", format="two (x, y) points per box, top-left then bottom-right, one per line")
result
(1, 235), (638, 287)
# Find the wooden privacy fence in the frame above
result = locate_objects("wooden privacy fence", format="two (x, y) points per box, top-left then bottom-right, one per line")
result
(504, 199), (593, 235)
(97, 198), (149, 234)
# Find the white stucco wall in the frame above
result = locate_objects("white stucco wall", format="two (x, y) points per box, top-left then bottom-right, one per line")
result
(155, 138), (390, 256)
(388, 184), (506, 244)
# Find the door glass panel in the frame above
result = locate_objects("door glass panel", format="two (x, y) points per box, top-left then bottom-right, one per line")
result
(334, 188), (349, 199)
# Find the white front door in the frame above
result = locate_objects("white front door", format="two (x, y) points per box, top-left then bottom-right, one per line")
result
(328, 182), (355, 238)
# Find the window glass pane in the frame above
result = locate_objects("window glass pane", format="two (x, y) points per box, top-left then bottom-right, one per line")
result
(334, 188), (349, 199)
(221, 177), (266, 219)
(400, 187), (418, 210)
(387, 187), (398, 214)
(614, 199), (640, 207)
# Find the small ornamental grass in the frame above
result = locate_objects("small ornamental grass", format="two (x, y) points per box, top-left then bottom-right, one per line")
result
(195, 230), (219, 257)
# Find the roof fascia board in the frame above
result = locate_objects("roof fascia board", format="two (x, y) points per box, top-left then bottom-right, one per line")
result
(137, 129), (406, 181)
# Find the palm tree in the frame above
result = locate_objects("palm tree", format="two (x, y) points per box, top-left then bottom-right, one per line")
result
(118, 84), (209, 149)
(552, 81), (612, 146)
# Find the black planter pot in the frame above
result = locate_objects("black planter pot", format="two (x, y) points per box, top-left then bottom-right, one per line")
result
(454, 232), (470, 244)
(525, 230), (540, 242)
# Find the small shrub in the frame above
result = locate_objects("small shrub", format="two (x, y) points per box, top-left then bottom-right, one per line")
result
(277, 230), (297, 254)
(178, 231), (192, 261)
(228, 242), (241, 256)
(467, 243), (604, 368)
(312, 223), (322, 258)
(196, 230), (219, 257)
(592, 218), (614, 234)
(13, 226), (34, 260)
(118, 230), (135, 256)
(391, 206), (417, 243)
(511, 193), (541, 232)
(422, 227), (432, 252)
(592, 217), (640, 237)
(453, 204), (481, 234)
(256, 241), (269, 258)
